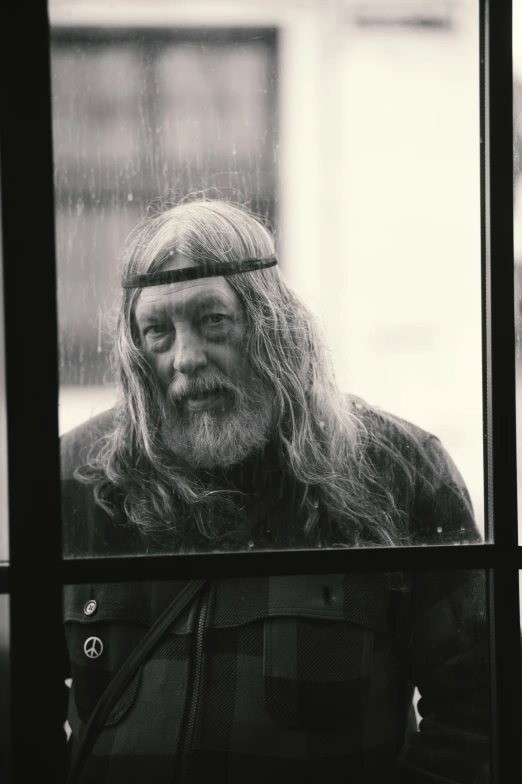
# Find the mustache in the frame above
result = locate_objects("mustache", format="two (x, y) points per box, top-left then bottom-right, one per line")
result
(166, 372), (243, 405)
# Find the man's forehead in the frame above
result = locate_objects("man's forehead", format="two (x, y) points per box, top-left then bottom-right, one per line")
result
(162, 253), (197, 273)
(135, 273), (241, 318)
(135, 253), (241, 313)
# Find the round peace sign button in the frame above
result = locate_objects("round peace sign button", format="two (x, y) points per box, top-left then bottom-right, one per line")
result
(84, 636), (104, 659)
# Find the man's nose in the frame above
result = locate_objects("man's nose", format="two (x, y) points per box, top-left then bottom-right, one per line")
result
(172, 330), (208, 376)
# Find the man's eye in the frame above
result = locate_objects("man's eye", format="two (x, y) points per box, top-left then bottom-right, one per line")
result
(144, 324), (170, 337)
(201, 314), (227, 326)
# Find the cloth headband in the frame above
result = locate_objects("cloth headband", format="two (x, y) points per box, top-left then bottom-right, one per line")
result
(122, 256), (278, 289)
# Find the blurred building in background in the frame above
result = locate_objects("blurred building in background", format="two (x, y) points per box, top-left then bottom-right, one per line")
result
(49, 0), (485, 531)
(51, 24), (278, 385)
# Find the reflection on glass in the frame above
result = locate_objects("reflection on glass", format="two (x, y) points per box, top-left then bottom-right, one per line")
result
(51, 2), (482, 555)
(62, 570), (489, 782)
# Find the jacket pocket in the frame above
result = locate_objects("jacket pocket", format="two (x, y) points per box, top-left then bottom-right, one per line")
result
(65, 618), (146, 725)
(262, 573), (390, 732)
(64, 581), (192, 727)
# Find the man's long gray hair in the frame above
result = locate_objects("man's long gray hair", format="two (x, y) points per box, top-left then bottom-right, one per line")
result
(78, 198), (415, 550)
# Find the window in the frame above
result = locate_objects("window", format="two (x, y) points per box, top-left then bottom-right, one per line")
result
(51, 26), (277, 407)
(0, 1), (520, 782)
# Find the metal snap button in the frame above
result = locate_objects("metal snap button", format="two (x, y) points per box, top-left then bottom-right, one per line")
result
(84, 599), (97, 616)
(84, 636), (103, 659)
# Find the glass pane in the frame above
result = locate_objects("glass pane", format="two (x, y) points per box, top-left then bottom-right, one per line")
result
(62, 569), (490, 782)
(50, 1), (483, 556)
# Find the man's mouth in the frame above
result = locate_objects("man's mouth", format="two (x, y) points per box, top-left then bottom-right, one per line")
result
(183, 389), (226, 412)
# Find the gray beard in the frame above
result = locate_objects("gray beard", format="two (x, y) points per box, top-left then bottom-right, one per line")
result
(160, 374), (276, 470)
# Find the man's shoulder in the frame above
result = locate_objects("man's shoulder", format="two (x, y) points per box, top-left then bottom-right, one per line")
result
(348, 395), (478, 542)
(60, 408), (116, 479)
(346, 395), (464, 492)
(347, 394), (436, 451)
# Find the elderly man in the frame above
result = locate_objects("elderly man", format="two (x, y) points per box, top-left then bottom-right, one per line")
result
(61, 200), (489, 783)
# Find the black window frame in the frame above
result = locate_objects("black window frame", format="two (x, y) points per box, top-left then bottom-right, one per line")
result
(0, 1), (521, 782)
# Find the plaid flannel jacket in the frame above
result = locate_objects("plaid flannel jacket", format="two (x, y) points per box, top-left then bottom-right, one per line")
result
(61, 404), (489, 784)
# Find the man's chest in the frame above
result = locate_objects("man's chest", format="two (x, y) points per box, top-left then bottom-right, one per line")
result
(64, 573), (406, 761)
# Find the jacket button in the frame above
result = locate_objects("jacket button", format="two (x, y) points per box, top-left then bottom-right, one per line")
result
(84, 599), (97, 616)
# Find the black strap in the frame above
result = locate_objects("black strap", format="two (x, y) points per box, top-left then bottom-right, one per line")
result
(122, 256), (278, 288)
(67, 578), (209, 783)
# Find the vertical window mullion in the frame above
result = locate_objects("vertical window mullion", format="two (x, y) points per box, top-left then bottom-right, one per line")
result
(0, 3), (64, 781)
(482, 1), (522, 781)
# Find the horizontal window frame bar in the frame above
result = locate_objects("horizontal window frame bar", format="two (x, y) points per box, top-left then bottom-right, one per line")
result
(53, 544), (522, 581)
(0, 545), (520, 589)
(40, 543), (522, 582)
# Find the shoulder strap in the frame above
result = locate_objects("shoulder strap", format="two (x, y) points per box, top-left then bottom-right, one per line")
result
(67, 578), (209, 783)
